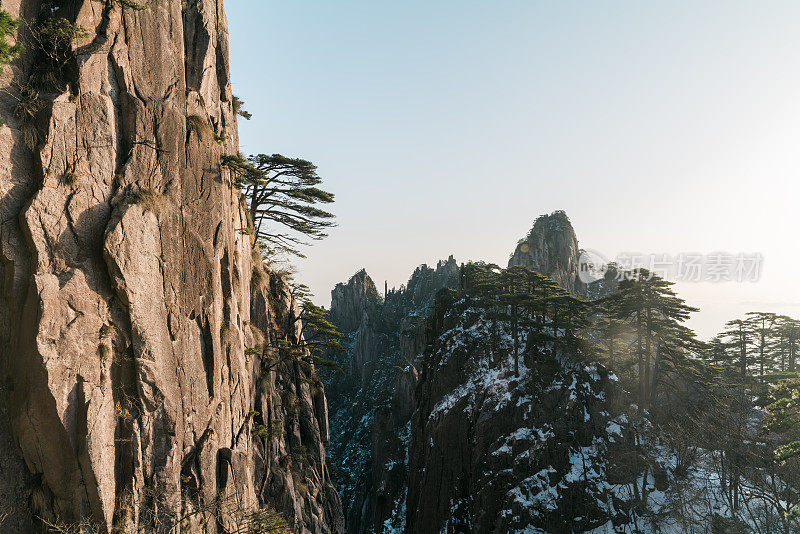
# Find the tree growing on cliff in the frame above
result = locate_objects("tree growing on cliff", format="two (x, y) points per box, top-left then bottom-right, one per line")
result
(232, 95), (252, 120)
(26, 15), (88, 90)
(0, 11), (22, 74)
(297, 297), (345, 373)
(257, 278), (344, 375)
(114, 0), (152, 10)
(223, 153), (335, 257)
(2, 14), (88, 147)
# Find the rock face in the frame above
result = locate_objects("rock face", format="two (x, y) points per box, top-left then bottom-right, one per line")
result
(0, 1), (342, 532)
(325, 258), (458, 534)
(330, 270), (380, 335)
(405, 296), (629, 533)
(508, 210), (584, 295)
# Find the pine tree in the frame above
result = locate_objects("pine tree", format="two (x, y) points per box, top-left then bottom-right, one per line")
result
(607, 269), (698, 408)
(549, 293), (592, 349)
(222, 153), (335, 257)
(706, 335), (732, 368)
(298, 300), (345, 372)
(595, 316), (629, 369)
(458, 263), (592, 374)
(776, 316), (800, 374)
(766, 377), (800, 462)
(460, 262), (492, 298)
(745, 312), (779, 379)
(498, 266), (529, 377)
(720, 319), (753, 378)
(0, 10), (22, 74)
(257, 278), (344, 374)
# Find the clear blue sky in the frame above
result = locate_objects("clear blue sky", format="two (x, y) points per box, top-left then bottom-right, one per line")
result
(227, 1), (800, 339)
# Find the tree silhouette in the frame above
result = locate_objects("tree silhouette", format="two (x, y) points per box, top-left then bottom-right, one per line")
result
(607, 269), (698, 408)
(746, 312), (779, 379)
(223, 153), (335, 257)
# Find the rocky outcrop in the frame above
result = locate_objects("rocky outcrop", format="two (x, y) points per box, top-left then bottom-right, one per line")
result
(325, 258), (458, 534)
(508, 210), (583, 295)
(330, 270), (380, 334)
(509, 210), (621, 300)
(0, 1), (341, 532)
(405, 294), (630, 533)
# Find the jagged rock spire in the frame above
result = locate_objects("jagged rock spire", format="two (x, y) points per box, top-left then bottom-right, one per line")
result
(330, 269), (380, 333)
(508, 210), (583, 295)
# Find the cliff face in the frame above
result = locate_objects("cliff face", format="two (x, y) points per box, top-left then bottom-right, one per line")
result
(330, 270), (380, 335)
(0, 1), (341, 532)
(325, 258), (458, 534)
(508, 210), (584, 295)
(405, 298), (628, 533)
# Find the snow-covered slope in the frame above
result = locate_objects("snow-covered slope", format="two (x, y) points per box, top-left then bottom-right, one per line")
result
(406, 298), (632, 533)
(406, 297), (796, 533)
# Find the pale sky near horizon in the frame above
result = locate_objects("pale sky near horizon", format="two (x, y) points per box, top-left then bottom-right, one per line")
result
(226, 1), (800, 340)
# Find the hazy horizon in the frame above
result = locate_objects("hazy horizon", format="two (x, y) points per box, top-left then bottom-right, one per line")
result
(228, 1), (800, 340)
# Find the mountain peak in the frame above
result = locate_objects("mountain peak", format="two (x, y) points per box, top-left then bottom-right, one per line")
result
(330, 269), (381, 332)
(508, 210), (582, 294)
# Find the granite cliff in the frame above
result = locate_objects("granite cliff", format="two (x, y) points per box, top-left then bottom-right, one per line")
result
(0, 1), (342, 532)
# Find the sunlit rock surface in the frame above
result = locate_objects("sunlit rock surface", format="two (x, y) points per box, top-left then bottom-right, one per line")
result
(0, 1), (342, 531)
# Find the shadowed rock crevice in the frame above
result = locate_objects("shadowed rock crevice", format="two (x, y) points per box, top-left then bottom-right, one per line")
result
(196, 315), (215, 399)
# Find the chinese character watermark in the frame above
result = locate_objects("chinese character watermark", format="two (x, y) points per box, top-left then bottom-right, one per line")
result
(578, 250), (763, 284)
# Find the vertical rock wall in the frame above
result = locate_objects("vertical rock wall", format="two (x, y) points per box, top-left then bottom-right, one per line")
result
(0, 1), (342, 532)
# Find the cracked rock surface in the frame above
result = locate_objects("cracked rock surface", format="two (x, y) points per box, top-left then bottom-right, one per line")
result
(0, 1), (343, 532)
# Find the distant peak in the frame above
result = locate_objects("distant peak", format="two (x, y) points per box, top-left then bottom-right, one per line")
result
(331, 269), (380, 331)
(509, 210), (582, 294)
(526, 210), (574, 239)
(350, 268), (370, 281)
